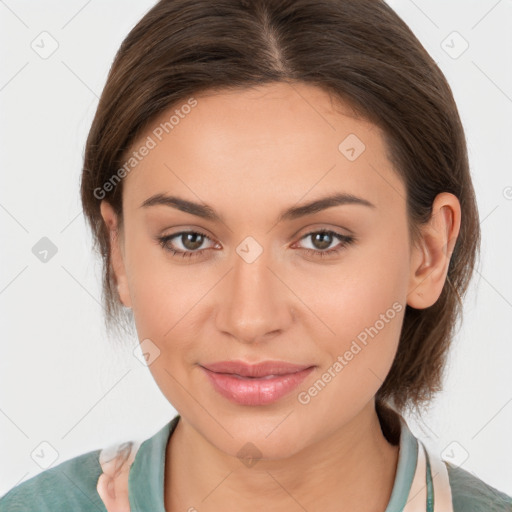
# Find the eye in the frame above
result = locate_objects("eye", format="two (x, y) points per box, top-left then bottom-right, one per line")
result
(157, 230), (217, 259)
(156, 228), (355, 260)
(294, 229), (355, 259)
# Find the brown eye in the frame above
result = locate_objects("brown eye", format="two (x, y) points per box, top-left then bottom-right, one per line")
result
(296, 229), (355, 259)
(180, 232), (205, 251)
(310, 231), (334, 250)
(157, 230), (216, 258)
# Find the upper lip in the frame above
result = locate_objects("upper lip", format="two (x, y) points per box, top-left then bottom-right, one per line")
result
(200, 360), (313, 378)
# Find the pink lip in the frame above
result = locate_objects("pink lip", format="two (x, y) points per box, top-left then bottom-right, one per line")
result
(200, 360), (315, 406)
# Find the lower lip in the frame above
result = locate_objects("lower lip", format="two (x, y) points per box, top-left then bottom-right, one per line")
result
(200, 366), (314, 406)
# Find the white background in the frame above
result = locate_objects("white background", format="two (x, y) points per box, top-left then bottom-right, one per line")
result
(1, 0), (511, 499)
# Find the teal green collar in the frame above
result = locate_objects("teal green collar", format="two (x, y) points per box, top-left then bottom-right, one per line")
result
(384, 418), (419, 512)
(128, 414), (419, 511)
(128, 415), (180, 512)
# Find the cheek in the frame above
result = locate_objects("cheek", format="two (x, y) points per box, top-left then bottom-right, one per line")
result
(300, 228), (408, 338)
(122, 231), (206, 407)
(293, 235), (409, 406)
(122, 226), (195, 340)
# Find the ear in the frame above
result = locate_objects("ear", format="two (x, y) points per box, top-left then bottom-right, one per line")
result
(99, 201), (132, 309)
(407, 192), (461, 309)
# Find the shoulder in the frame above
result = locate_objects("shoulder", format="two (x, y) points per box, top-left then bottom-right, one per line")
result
(0, 448), (106, 512)
(447, 463), (512, 512)
(0, 418), (180, 512)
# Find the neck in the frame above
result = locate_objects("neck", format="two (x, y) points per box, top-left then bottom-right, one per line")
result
(164, 400), (400, 512)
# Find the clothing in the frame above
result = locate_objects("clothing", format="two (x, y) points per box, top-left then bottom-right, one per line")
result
(1, 414), (510, 511)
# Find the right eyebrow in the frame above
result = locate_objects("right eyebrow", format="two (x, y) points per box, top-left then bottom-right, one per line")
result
(140, 194), (222, 222)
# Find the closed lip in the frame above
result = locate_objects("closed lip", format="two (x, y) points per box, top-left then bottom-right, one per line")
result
(200, 360), (314, 378)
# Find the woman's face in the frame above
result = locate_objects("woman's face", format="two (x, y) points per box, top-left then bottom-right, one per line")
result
(102, 82), (420, 458)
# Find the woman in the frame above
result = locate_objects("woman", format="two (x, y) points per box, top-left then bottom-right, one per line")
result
(1, 0), (510, 511)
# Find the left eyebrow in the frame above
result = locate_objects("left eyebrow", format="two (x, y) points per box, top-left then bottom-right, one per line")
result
(277, 192), (376, 223)
(139, 192), (375, 223)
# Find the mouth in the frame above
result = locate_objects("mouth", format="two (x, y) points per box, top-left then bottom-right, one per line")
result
(199, 360), (315, 406)
(201, 360), (313, 377)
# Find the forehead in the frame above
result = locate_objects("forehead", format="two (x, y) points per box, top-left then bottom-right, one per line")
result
(121, 82), (404, 215)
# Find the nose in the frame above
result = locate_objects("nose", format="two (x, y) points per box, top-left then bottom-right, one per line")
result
(215, 247), (295, 345)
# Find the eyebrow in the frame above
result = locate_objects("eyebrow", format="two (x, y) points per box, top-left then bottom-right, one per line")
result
(140, 192), (375, 223)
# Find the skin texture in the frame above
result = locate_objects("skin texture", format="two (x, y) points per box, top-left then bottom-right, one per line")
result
(100, 82), (461, 511)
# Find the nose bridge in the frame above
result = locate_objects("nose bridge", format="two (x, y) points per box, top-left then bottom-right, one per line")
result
(216, 240), (292, 343)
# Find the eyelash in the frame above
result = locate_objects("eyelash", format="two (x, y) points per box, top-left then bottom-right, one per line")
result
(156, 229), (355, 260)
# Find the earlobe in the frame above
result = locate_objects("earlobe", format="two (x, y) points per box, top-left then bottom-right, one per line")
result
(99, 201), (132, 309)
(407, 193), (461, 309)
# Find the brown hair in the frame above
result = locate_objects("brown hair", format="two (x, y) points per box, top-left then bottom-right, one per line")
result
(80, 0), (480, 414)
